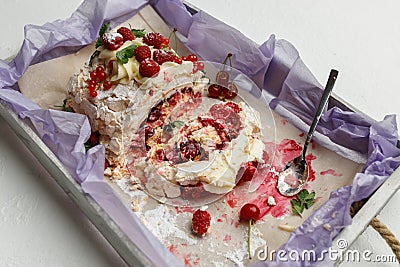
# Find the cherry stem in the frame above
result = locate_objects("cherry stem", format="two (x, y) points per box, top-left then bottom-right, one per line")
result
(248, 218), (252, 259)
(168, 28), (178, 52)
(221, 53), (233, 82)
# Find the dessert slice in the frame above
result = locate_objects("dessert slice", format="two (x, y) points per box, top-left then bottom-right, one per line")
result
(127, 95), (265, 199)
(67, 25), (205, 177)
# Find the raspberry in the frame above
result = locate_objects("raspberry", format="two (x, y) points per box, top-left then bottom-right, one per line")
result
(192, 209), (211, 236)
(134, 45), (151, 62)
(143, 32), (165, 49)
(117, 27), (134, 42)
(153, 49), (175, 65)
(180, 140), (200, 161)
(237, 161), (258, 184)
(102, 32), (124, 50)
(225, 102), (242, 113)
(139, 58), (160, 77)
(88, 131), (99, 146)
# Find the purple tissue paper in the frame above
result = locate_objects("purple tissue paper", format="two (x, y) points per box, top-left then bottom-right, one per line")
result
(1, 0), (399, 266)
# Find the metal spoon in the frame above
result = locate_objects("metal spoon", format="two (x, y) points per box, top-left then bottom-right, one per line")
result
(277, 69), (339, 196)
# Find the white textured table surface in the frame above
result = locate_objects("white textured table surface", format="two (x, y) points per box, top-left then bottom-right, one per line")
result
(1, 0), (399, 266)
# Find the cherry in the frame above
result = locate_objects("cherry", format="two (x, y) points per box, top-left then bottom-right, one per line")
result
(180, 140), (200, 161)
(240, 203), (260, 222)
(216, 70), (229, 86)
(208, 84), (222, 98)
(222, 82), (238, 99)
(239, 203), (260, 259)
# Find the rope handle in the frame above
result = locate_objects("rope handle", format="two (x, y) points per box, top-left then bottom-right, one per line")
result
(350, 200), (400, 262)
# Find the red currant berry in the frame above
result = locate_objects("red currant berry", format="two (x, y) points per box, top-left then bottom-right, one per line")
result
(103, 80), (112, 91)
(181, 56), (187, 61)
(97, 71), (106, 82)
(174, 56), (182, 64)
(193, 61), (204, 73)
(162, 38), (169, 47)
(90, 71), (98, 81)
(239, 203), (260, 223)
(88, 81), (96, 91)
(187, 54), (198, 62)
(208, 84), (222, 98)
(96, 66), (105, 74)
(89, 90), (98, 98)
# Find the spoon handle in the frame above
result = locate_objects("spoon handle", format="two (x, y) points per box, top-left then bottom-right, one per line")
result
(302, 69), (338, 159)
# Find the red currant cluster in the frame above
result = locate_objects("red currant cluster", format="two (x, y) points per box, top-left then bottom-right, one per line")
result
(88, 66), (112, 97)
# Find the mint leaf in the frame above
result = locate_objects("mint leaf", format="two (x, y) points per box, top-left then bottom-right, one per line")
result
(291, 189), (316, 216)
(297, 189), (309, 201)
(116, 44), (138, 64)
(291, 199), (304, 216)
(162, 46), (178, 56)
(163, 120), (185, 132)
(95, 22), (110, 48)
(131, 29), (146, 38)
(172, 120), (184, 127)
(304, 191), (315, 201)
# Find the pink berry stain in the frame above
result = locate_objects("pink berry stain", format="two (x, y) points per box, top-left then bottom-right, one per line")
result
(240, 139), (317, 219)
(320, 169), (343, 177)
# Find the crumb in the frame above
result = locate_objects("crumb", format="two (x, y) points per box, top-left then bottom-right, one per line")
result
(131, 199), (139, 212)
(278, 225), (296, 232)
(323, 223), (332, 231)
(267, 196), (276, 206)
(130, 184), (141, 191)
(104, 167), (112, 176)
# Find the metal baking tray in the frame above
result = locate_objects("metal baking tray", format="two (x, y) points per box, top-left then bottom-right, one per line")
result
(1, 2), (399, 266)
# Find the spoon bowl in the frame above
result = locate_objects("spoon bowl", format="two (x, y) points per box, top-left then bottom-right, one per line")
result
(277, 69), (338, 196)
